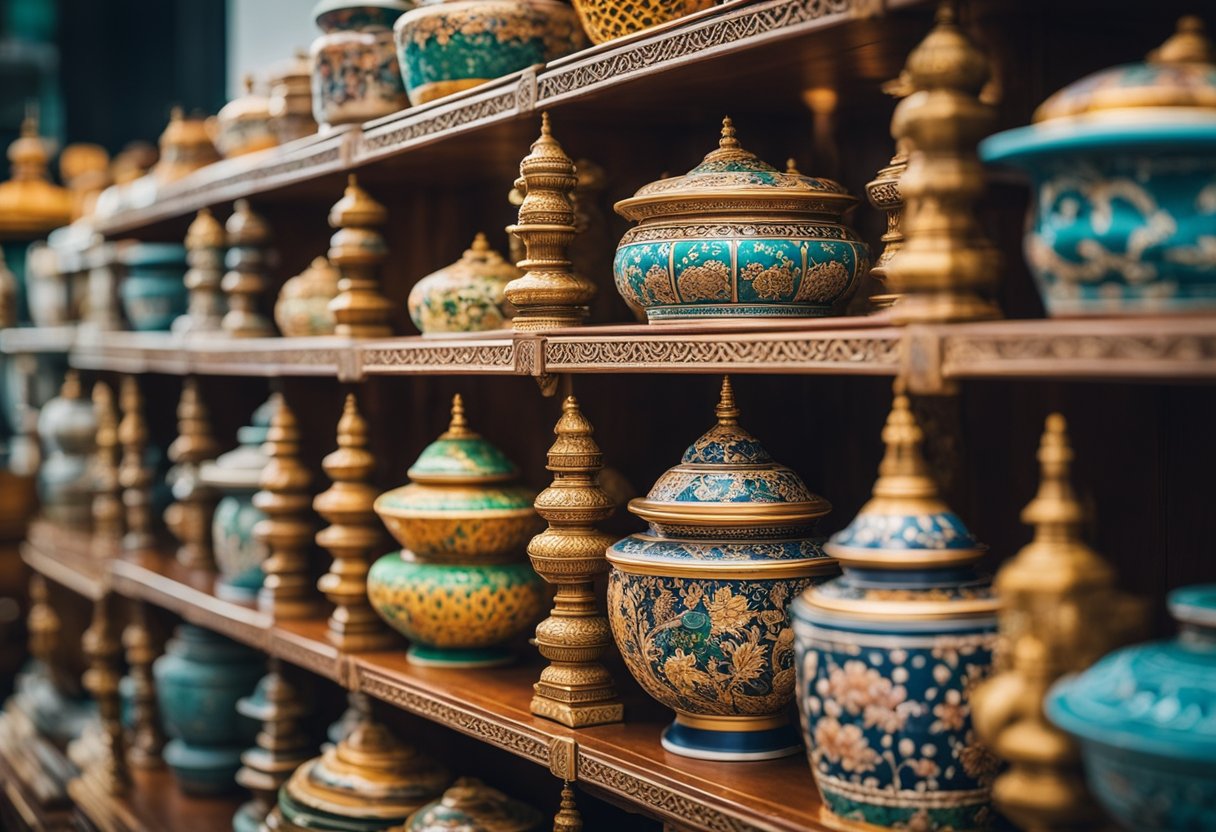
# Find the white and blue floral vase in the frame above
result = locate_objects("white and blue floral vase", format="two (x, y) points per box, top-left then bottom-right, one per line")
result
(791, 392), (1000, 830)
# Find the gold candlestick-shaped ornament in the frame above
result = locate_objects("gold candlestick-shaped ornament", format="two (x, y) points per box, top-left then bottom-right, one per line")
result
(315, 394), (394, 651)
(865, 139), (909, 310)
(504, 114), (596, 330)
(174, 208), (227, 333)
(327, 176), (393, 338)
(81, 593), (128, 795)
(118, 376), (155, 552)
(122, 603), (165, 768)
(529, 396), (622, 727)
(91, 380), (124, 542)
(254, 397), (317, 619)
(887, 4), (1001, 324)
(221, 199), (275, 337)
(164, 379), (222, 570)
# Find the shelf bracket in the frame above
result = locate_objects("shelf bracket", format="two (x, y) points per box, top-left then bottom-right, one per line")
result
(902, 325), (955, 396)
(548, 737), (578, 781)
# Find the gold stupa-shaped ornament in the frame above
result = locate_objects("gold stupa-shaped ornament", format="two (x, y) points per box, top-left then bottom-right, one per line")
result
(164, 379), (222, 570)
(174, 208), (227, 334)
(118, 377), (155, 552)
(865, 139), (909, 309)
(0, 114), (72, 236)
(328, 176), (394, 338)
(222, 199), (276, 337)
(91, 381), (124, 541)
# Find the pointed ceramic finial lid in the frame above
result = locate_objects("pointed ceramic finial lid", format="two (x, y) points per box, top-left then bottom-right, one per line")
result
(405, 394), (520, 484)
(0, 111), (73, 234)
(185, 207), (225, 249)
(226, 198), (271, 245)
(329, 174), (387, 228)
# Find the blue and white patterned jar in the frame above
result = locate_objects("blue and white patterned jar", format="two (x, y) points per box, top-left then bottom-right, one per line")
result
(311, 0), (412, 127)
(791, 393), (1000, 830)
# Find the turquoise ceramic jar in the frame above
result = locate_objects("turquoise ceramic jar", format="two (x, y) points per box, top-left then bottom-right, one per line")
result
(606, 377), (837, 761)
(1048, 584), (1216, 831)
(613, 118), (867, 321)
(153, 625), (264, 795)
(311, 0), (412, 127)
(791, 394), (1000, 831)
(393, 0), (586, 107)
(36, 372), (96, 527)
(980, 17), (1216, 315)
(119, 243), (189, 331)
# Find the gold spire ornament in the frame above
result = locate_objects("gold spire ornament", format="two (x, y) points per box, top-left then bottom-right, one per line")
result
(504, 114), (596, 330)
(118, 376), (155, 552)
(254, 397), (318, 619)
(174, 208), (227, 333)
(91, 381), (124, 541)
(328, 176), (394, 338)
(528, 396), (623, 727)
(315, 394), (395, 651)
(972, 414), (1142, 832)
(864, 139), (909, 309)
(164, 379), (221, 570)
(887, 4), (1001, 323)
(551, 783), (583, 832)
(221, 199), (276, 337)
(0, 114), (72, 237)
(81, 592), (128, 795)
(122, 603), (165, 768)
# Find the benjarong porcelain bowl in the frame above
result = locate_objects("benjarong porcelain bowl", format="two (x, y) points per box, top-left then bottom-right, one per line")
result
(614, 118), (867, 322)
(980, 17), (1216, 316)
(311, 0), (412, 127)
(1048, 584), (1216, 832)
(405, 777), (543, 832)
(407, 232), (518, 334)
(606, 378), (837, 761)
(275, 255), (340, 336)
(120, 243), (190, 331)
(393, 0), (585, 107)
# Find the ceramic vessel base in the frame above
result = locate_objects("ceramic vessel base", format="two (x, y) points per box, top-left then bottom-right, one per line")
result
(660, 718), (802, 762)
(646, 303), (835, 322)
(407, 643), (514, 668)
(232, 801), (265, 832)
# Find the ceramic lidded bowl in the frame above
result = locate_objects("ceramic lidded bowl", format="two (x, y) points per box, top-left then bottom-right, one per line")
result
(213, 76), (279, 158)
(36, 372), (96, 527)
(407, 232), (518, 334)
(571, 0), (713, 45)
(268, 51), (319, 143)
(405, 778), (543, 831)
(613, 118), (867, 322)
(119, 243), (190, 331)
(1047, 585), (1216, 831)
(980, 17), (1216, 315)
(275, 255), (340, 336)
(606, 377), (837, 761)
(155, 107), (221, 184)
(311, 0), (413, 128)
(393, 0), (586, 107)
(790, 394), (1000, 831)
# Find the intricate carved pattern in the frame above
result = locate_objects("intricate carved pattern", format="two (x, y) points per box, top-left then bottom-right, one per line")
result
(545, 336), (902, 370)
(942, 332), (1216, 372)
(359, 343), (517, 371)
(620, 222), (851, 245)
(358, 90), (518, 156)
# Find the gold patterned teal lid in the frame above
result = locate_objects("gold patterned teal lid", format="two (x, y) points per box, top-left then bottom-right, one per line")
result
(405, 778), (543, 832)
(406, 394), (520, 485)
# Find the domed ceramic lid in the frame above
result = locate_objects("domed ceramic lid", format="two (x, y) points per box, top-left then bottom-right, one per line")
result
(38, 372), (97, 454)
(607, 534), (836, 578)
(405, 395), (519, 485)
(406, 778), (543, 832)
(199, 395), (277, 491)
(419, 233), (519, 288)
(614, 117), (855, 223)
(1047, 584), (1216, 763)
(313, 0), (412, 30)
(0, 116), (72, 236)
(217, 76), (273, 125)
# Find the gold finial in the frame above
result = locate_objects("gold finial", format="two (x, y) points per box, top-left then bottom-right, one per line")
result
(119, 377), (155, 552)
(80, 593), (129, 794)
(122, 604), (165, 768)
(244, 74), (255, 94)
(170, 105), (184, 122)
(328, 177), (392, 336)
(178, 208), (227, 332)
(336, 392), (364, 444)
(221, 200), (275, 337)
(165, 378), (221, 569)
(440, 394), (473, 439)
(1149, 15), (1215, 64)
(866, 392), (940, 507)
(468, 232), (490, 254)
(719, 116), (739, 148)
(92, 381), (124, 541)
(61, 370), (82, 400)
(785, 158), (801, 175)
(552, 783), (583, 832)
(235, 659), (315, 827)
(541, 111), (552, 137)
(715, 376), (740, 426)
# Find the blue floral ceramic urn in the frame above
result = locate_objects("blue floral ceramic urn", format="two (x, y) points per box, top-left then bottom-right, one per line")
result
(119, 243), (190, 331)
(1047, 584), (1216, 831)
(311, 0), (412, 128)
(790, 392), (1000, 830)
(980, 17), (1216, 315)
(606, 377), (837, 761)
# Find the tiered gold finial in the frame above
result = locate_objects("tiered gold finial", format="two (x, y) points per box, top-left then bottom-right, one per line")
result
(81, 593), (128, 795)
(552, 783), (583, 832)
(1150, 15), (1215, 64)
(164, 379), (222, 570)
(174, 208), (227, 333)
(315, 394), (395, 651)
(0, 113), (73, 236)
(327, 175), (394, 338)
(118, 376), (154, 552)
(440, 393), (472, 439)
(972, 414), (1142, 832)
(221, 199), (275, 337)
(504, 114), (596, 330)
(715, 376), (740, 425)
(27, 574), (59, 673)
(528, 396), (623, 727)
(254, 395), (317, 619)
(235, 658), (315, 830)
(887, 3), (1001, 324)
(865, 137), (910, 310)
(91, 381), (124, 542)
(122, 603), (164, 769)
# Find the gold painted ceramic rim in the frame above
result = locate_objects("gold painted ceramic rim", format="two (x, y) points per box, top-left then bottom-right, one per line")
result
(606, 551), (837, 579)
(286, 761), (427, 819)
(823, 542), (987, 570)
(408, 77), (487, 106)
(404, 471), (518, 485)
(675, 712), (789, 732)
(373, 499), (535, 520)
(800, 593), (1000, 621)
(616, 189), (857, 219)
(629, 497), (830, 527)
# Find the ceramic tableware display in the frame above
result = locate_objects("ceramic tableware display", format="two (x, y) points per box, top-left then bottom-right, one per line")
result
(275, 255), (341, 336)
(213, 76), (279, 158)
(119, 243), (190, 331)
(369, 395), (545, 667)
(153, 624), (264, 795)
(407, 232), (518, 333)
(790, 392), (1000, 830)
(614, 118), (868, 321)
(311, 0), (413, 128)
(980, 16), (1216, 315)
(268, 52), (319, 143)
(1047, 584), (1216, 831)
(404, 778), (543, 831)
(393, 0), (586, 107)
(571, 0), (713, 44)
(200, 396), (276, 599)
(606, 377), (837, 761)
(36, 372), (96, 528)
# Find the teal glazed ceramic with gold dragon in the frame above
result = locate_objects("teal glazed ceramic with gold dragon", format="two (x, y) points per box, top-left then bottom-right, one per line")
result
(791, 393), (1000, 831)
(613, 118), (867, 322)
(606, 377), (837, 761)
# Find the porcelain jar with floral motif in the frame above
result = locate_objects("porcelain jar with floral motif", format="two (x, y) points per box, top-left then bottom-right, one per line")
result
(1048, 584), (1216, 831)
(405, 777), (542, 831)
(275, 255), (340, 336)
(606, 378), (837, 761)
(613, 118), (867, 322)
(311, 0), (412, 128)
(119, 243), (190, 331)
(213, 76), (279, 158)
(980, 17), (1216, 316)
(393, 0), (585, 107)
(407, 232), (518, 334)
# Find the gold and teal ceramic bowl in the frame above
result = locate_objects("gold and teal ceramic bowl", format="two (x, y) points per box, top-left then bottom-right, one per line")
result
(405, 778), (542, 832)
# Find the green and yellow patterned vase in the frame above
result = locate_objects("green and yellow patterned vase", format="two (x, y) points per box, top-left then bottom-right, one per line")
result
(606, 377), (838, 761)
(407, 232), (518, 334)
(790, 393), (1000, 831)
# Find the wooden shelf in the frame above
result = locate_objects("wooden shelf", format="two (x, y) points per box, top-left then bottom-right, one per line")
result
(0, 325), (77, 355)
(69, 766), (243, 832)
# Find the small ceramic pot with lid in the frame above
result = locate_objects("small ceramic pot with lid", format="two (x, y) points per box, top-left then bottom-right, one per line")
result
(268, 51), (319, 143)
(213, 76), (279, 158)
(119, 243), (190, 331)
(155, 107), (221, 184)
(275, 255), (340, 336)
(36, 371), (96, 527)
(404, 778), (543, 831)
(407, 232), (518, 334)
(311, 0), (412, 128)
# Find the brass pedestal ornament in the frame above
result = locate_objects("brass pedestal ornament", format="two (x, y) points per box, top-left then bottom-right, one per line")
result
(552, 783), (583, 832)
(315, 394), (395, 651)
(222, 199), (276, 337)
(865, 140), (909, 310)
(328, 175), (394, 338)
(122, 603), (165, 769)
(528, 396), (623, 727)
(118, 376), (155, 552)
(887, 4), (1002, 324)
(91, 380), (124, 542)
(164, 378), (222, 570)
(174, 208), (227, 333)
(972, 414), (1142, 832)
(505, 113), (596, 330)
(81, 593), (129, 795)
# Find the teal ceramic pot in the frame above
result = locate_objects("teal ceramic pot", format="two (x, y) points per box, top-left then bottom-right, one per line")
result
(614, 118), (866, 322)
(13, 661), (95, 744)
(36, 373), (96, 527)
(311, 0), (412, 127)
(406, 778), (543, 831)
(791, 394), (999, 831)
(200, 397), (275, 600)
(407, 233), (518, 334)
(1047, 584), (1216, 831)
(119, 243), (189, 331)
(393, 0), (586, 107)
(164, 739), (247, 797)
(980, 17), (1216, 316)
(606, 378), (837, 761)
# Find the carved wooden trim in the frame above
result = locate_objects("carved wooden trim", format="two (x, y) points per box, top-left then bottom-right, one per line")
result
(357, 339), (520, 375)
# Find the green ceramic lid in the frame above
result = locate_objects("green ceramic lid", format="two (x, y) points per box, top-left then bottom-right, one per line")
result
(375, 483), (535, 515)
(406, 395), (519, 485)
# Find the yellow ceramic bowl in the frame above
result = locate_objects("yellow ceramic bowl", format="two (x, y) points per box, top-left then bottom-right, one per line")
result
(373, 482), (540, 562)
